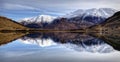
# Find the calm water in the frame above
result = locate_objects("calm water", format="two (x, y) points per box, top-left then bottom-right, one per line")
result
(0, 32), (120, 62)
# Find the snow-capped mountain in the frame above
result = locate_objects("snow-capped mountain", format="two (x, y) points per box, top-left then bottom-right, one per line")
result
(20, 8), (117, 29)
(65, 8), (117, 24)
(21, 8), (117, 24)
(65, 8), (117, 18)
(20, 15), (56, 24)
(20, 15), (56, 28)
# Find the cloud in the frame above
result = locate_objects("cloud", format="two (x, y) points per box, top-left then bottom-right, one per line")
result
(0, 0), (120, 20)
(1, 0), (120, 10)
(2, 3), (39, 10)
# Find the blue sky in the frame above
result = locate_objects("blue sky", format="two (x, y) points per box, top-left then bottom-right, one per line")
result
(0, 0), (120, 21)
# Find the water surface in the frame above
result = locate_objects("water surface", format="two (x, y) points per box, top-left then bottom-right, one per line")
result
(0, 32), (120, 62)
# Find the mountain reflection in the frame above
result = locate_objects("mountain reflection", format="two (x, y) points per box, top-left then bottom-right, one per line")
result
(0, 31), (120, 53)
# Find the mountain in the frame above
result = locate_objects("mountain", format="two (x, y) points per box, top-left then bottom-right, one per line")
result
(48, 8), (117, 29)
(0, 16), (28, 30)
(21, 15), (56, 23)
(65, 8), (117, 18)
(20, 8), (117, 29)
(45, 18), (80, 30)
(64, 8), (117, 24)
(89, 11), (120, 51)
(20, 15), (56, 28)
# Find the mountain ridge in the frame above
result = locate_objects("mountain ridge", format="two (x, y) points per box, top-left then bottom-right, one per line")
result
(20, 8), (117, 29)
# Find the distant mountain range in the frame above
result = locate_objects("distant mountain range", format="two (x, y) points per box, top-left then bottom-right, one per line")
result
(20, 8), (117, 29)
(64, 8), (116, 18)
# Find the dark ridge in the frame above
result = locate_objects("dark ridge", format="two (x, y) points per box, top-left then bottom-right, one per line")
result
(113, 11), (120, 16)
(102, 11), (120, 24)
(25, 23), (42, 28)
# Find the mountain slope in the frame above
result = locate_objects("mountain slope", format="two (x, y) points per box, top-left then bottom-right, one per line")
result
(65, 8), (117, 24)
(0, 16), (28, 30)
(21, 15), (56, 23)
(20, 15), (56, 28)
(65, 8), (117, 18)
(88, 11), (120, 51)
(20, 8), (117, 29)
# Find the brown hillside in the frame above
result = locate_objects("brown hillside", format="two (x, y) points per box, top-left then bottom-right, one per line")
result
(0, 16), (29, 30)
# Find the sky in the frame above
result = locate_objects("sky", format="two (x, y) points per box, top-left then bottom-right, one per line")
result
(0, 0), (120, 21)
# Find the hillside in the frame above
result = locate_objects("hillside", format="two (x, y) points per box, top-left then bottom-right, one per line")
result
(0, 16), (29, 30)
(88, 11), (120, 51)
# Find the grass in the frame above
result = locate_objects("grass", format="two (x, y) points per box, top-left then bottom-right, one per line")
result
(0, 16), (29, 30)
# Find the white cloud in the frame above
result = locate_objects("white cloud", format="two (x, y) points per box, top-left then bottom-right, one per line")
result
(3, 3), (39, 10)
(1, 0), (120, 10)
(1, 0), (120, 20)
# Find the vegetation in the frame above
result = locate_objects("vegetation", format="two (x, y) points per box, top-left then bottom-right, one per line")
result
(0, 16), (29, 30)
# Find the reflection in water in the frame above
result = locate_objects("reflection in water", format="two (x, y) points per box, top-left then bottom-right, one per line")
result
(0, 32), (120, 53)
(0, 32), (120, 62)
(19, 32), (114, 53)
(0, 32), (27, 46)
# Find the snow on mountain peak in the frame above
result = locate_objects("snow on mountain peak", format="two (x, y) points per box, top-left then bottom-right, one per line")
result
(20, 14), (56, 23)
(93, 8), (117, 17)
(64, 8), (117, 18)
(20, 8), (117, 27)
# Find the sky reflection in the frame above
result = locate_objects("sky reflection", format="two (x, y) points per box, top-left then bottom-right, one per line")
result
(0, 38), (120, 62)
